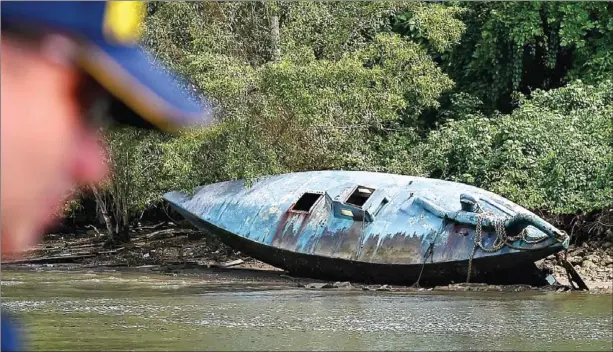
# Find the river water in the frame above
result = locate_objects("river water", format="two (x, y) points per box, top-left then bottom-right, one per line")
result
(1, 269), (611, 351)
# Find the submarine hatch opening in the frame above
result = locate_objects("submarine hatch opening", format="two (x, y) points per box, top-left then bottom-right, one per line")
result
(292, 192), (323, 212)
(345, 186), (375, 208)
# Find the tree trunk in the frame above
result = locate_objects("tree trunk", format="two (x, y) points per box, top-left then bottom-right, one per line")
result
(90, 184), (114, 236)
(117, 206), (131, 243)
(91, 184), (124, 248)
(270, 15), (280, 62)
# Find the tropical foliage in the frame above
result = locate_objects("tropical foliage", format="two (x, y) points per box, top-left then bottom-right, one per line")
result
(61, 1), (612, 244)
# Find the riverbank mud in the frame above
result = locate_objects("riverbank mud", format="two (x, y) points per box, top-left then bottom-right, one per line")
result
(535, 238), (613, 293)
(3, 223), (611, 294)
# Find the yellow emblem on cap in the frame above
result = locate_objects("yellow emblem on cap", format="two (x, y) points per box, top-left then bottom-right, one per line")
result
(103, 1), (145, 44)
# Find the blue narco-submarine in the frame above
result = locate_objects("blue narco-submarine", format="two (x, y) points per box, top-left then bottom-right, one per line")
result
(164, 171), (571, 286)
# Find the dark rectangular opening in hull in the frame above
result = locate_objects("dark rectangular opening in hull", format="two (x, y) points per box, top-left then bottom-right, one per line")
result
(345, 186), (375, 208)
(292, 192), (322, 212)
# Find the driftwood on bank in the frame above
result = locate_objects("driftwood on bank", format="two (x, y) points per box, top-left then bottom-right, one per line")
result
(2, 254), (97, 265)
(1, 248), (124, 265)
(7, 226), (216, 268)
(145, 228), (178, 240)
(139, 228), (201, 242)
(58, 243), (98, 251)
(135, 222), (166, 231)
(211, 259), (245, 268)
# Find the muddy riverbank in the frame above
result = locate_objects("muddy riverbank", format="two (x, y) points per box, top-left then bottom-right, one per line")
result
(3, 223), (612, 294)
(536, 239), (613, 292)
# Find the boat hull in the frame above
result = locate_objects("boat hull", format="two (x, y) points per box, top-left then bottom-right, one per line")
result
(172, 205), (561, 285)
(164, 170), (567, 285)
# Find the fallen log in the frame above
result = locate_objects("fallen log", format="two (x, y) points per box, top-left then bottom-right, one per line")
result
(1, 247), (125, 265)
(144, 228), (179, 240)
(139, 229), (198, 242)
(68, 243), (99, 250)
(211, 259), (244, 268)
(2, 253), (97, 265)
(40, 243), (99, 252)
(94, 247), (125, 255)
(137, 222), (166, 230)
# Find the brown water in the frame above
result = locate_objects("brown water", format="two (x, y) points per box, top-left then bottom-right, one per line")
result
(1, 269), (612, 351)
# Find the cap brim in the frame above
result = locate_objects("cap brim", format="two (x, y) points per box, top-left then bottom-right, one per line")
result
(78, 38), (214, 132)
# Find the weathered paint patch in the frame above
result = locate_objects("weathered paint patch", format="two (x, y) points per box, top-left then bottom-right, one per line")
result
(368, 232), (424, 265)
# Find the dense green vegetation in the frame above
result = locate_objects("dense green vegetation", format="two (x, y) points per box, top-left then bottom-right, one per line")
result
(63, 1), (612, 245)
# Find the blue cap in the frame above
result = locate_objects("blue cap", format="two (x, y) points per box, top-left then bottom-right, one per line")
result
(1, 1), (214, 132)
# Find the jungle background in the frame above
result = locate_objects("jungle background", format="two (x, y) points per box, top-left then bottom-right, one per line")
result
(55, 1), (611, 253)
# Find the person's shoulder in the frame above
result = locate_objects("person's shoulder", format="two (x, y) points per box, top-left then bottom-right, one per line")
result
(1, 311), (24, 352)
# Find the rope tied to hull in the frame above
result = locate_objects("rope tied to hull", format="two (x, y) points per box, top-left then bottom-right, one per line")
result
(466, 211), (504, 283)
(465, 207), (569, 283)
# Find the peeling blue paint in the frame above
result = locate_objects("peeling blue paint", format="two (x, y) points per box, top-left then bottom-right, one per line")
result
(164, 170), (567, 270)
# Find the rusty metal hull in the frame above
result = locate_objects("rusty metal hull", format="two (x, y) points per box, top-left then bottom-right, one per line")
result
(163, 170), (567, 285)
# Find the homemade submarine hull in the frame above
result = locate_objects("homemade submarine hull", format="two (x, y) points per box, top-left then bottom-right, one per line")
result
(163, 171), (569, 286)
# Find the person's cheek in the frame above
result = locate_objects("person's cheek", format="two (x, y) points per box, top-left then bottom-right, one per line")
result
(20, 65), (86, 239)
(72, 129), (109, 185)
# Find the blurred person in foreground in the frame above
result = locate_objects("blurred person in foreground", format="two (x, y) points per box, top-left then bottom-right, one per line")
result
(1, 2), (213, 350)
